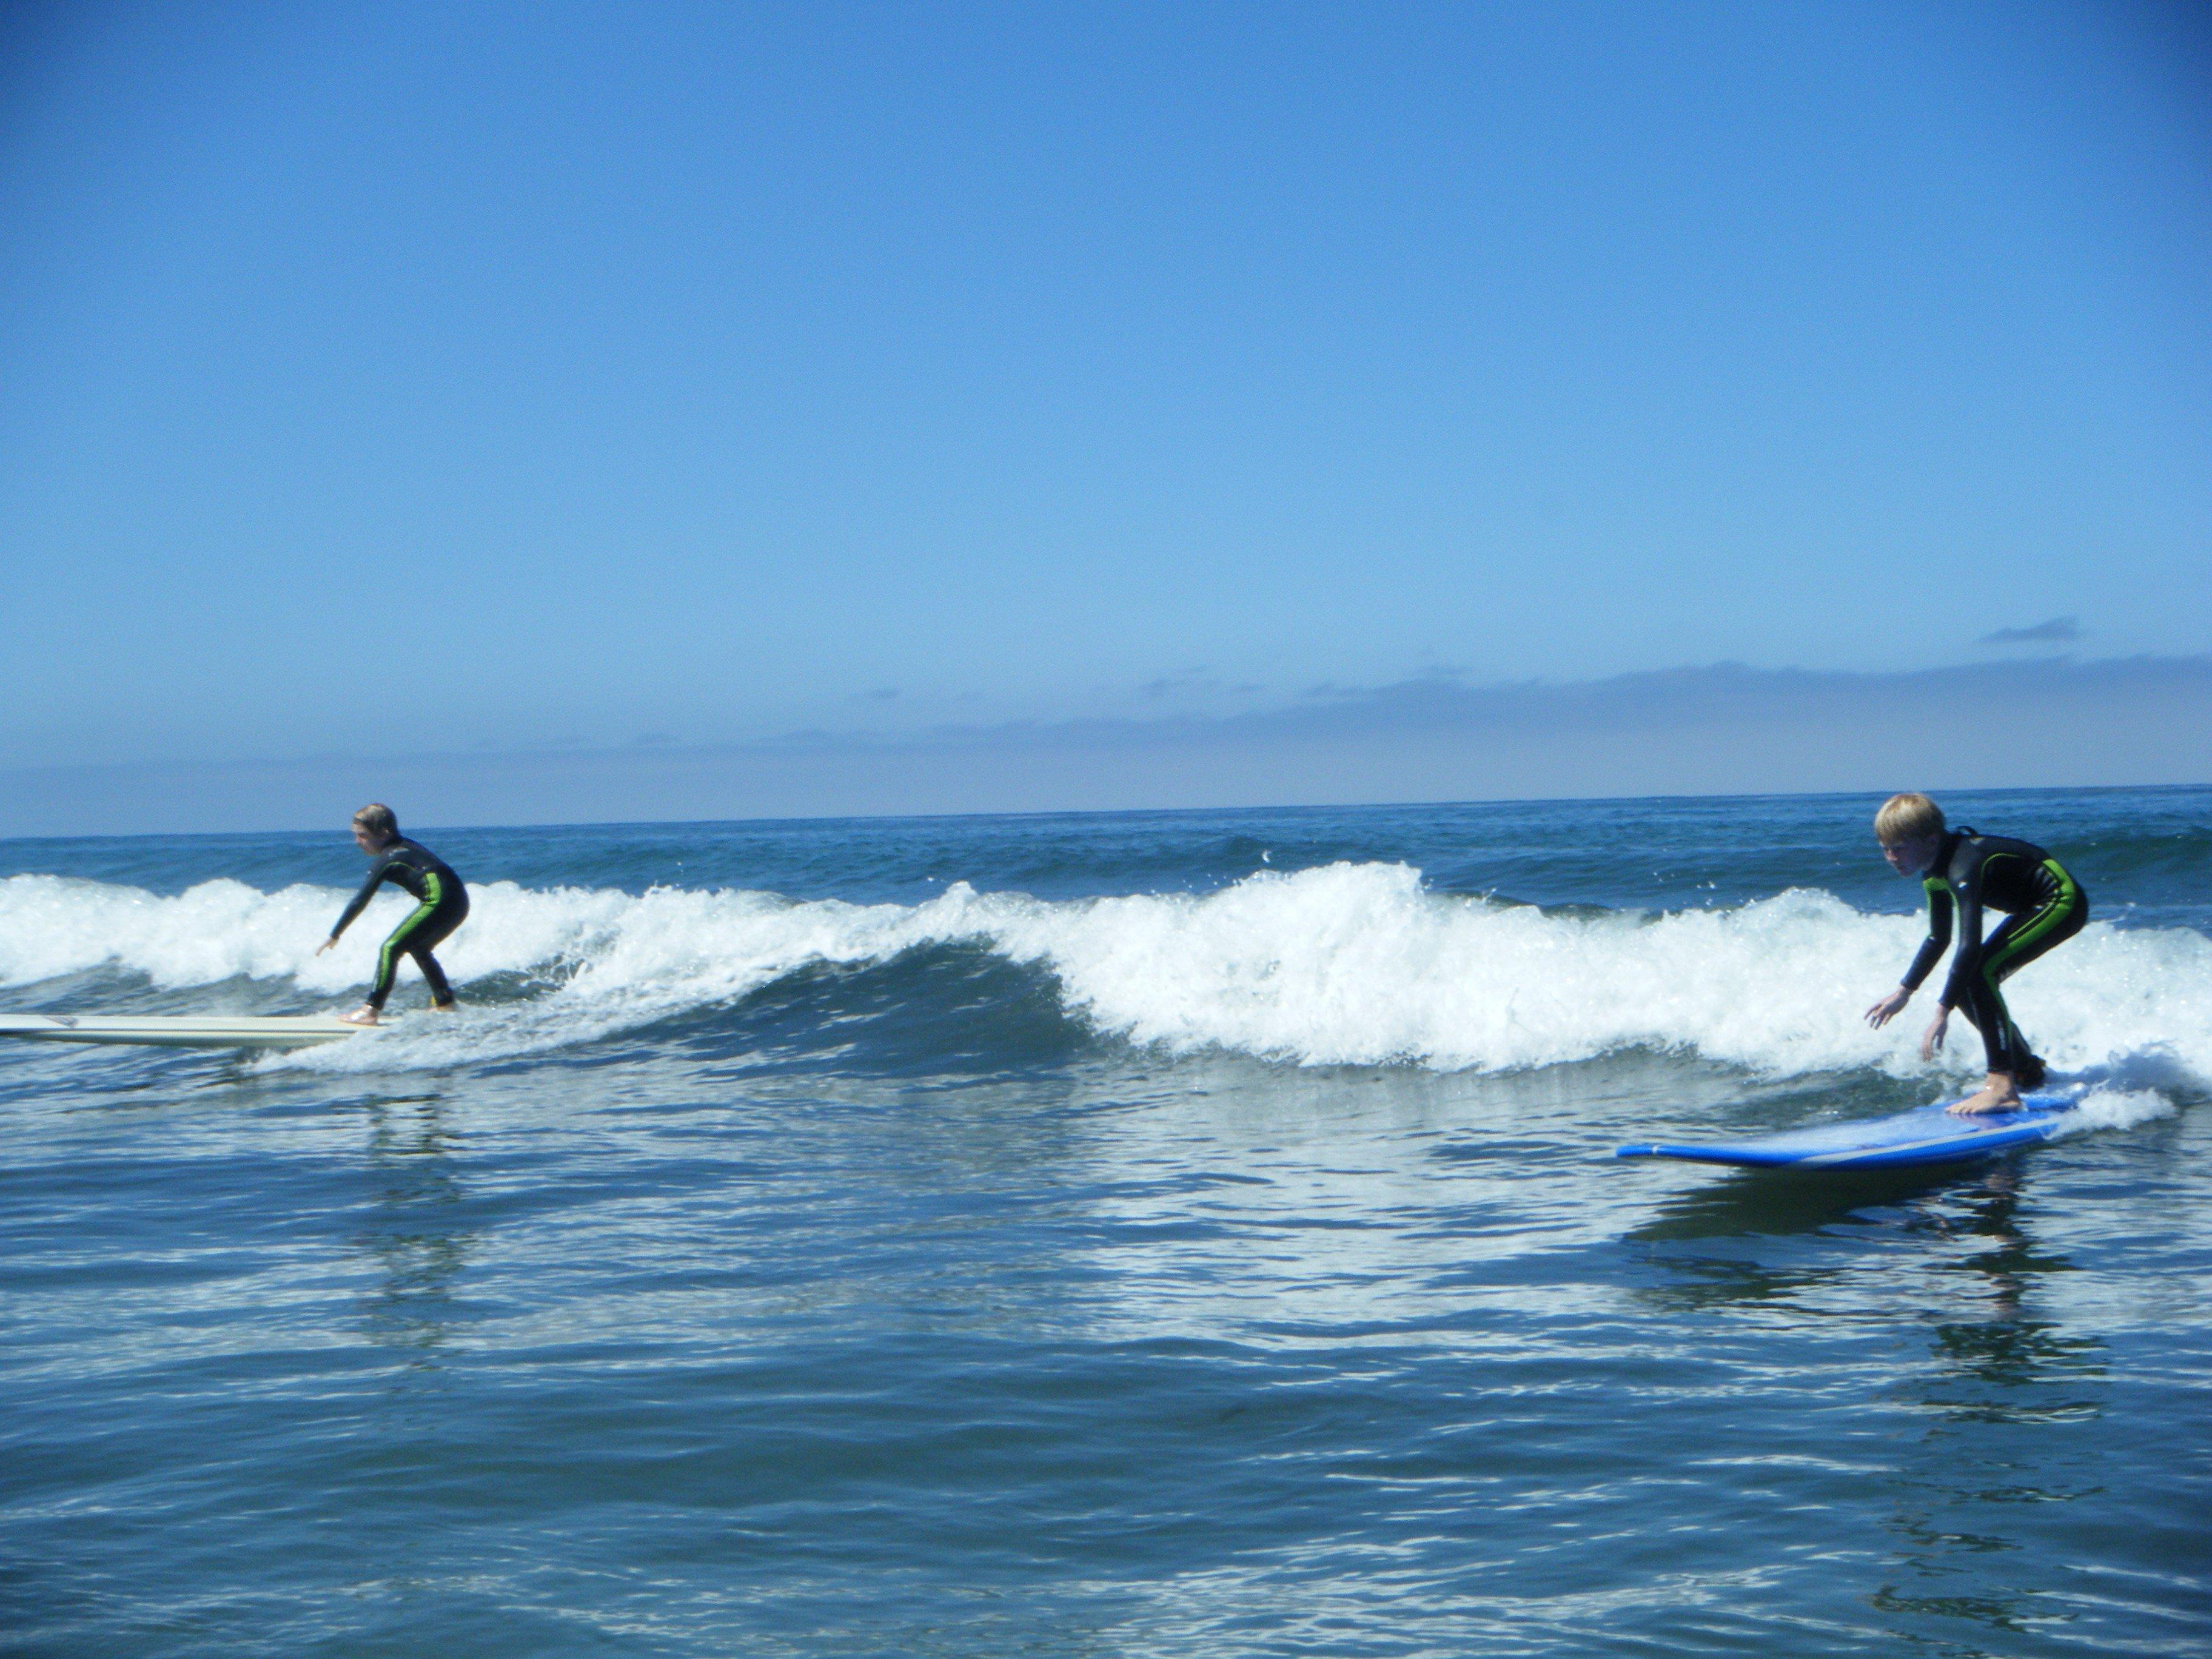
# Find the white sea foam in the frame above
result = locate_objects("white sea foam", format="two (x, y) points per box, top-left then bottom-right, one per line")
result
(3, 864), (2208, 1092)
(2051, 1088), (2177, 1136)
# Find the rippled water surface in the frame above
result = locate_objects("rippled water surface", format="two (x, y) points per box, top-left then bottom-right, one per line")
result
(4, 788), (2208, 1655)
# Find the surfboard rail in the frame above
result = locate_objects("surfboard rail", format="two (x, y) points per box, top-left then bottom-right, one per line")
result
(0, 1014), (362, 1048)
(1614, 1093), (2077, 1171)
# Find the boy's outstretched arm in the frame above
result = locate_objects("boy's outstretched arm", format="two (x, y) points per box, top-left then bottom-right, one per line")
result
(1868, 884), (1952, 1029)
(1936, 879), (1986, 1017)
(320, 857), (392, 950)
(1918, 881), (1980, 1061)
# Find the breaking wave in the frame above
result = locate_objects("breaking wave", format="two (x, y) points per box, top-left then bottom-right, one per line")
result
(2, 863), (2207, 1086)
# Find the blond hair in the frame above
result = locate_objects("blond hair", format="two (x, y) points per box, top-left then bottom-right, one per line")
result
(352, 802), (399, 842)
(1874, 793), (1944, 844)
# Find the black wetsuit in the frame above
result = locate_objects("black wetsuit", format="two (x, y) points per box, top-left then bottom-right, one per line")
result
(1901, 827), (2086, 1081)
(330, 837), (470, 1011)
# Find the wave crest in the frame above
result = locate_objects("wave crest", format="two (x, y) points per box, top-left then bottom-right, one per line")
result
(2, 864), (2207, 1082)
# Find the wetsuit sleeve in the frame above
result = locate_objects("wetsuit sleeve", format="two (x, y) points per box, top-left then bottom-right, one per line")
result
(1937, 860), (1986, 1010)
(1902, 879), (1952, 991)
(330, 855), (391, 939)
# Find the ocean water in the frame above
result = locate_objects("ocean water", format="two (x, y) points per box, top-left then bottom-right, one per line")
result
(2, 786), (2208, 1657)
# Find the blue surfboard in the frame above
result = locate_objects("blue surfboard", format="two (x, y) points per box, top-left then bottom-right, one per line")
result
(1614, 1091), (2078, 1171)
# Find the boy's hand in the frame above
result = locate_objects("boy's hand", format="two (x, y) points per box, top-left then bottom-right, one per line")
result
(1918, 1010), (1949, 1062)
(315, 937), (337, 956)
(1865, 988), (1911, 1028)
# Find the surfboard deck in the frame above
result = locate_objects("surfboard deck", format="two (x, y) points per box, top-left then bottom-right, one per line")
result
(0, 1013), (363, 1048)
(1614, 1091), (2077, 1171)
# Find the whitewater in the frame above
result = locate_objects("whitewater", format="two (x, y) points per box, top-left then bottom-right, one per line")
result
(4, 854), (2207, 1125)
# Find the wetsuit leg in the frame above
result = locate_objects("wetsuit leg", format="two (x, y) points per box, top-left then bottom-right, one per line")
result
(407, 900), (467, 1007)
(1958, 878), (2088, 1078)
(411, 942), (455, 1007)
(1951, 918), (2023, 1074)
(369, 890), (469, 1011)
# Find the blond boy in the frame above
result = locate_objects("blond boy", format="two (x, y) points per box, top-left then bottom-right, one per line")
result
(1864, 793), (2086, 1114)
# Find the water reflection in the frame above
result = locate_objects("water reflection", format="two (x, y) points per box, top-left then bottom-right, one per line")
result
(353, 1094), (469, 1358)
(1919, 1173), (2103, 1416)
(1629, 1165), (1960, 1244)
(1869, 1174), (2108, 1647)
(1627, 1161), (2105, 1397)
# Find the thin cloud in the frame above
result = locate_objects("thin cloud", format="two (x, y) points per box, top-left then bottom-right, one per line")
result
(8, 657), (2208, 835)
(1979, 616), (2082, 646)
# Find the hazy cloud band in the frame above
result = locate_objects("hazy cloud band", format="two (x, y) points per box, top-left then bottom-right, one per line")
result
(4, 655), (2207, 837)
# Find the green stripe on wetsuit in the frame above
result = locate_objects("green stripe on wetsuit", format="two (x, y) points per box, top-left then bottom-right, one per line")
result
(1978, 859), (2079, 979)
(329, 836), (470, 1011)
(1902, 830), (2086, 1078)
(373, 871), (445, 1007)
(1968, 857), (2083, 1073)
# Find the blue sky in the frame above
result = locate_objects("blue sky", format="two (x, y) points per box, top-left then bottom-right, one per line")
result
(1, 1), (2207, 830)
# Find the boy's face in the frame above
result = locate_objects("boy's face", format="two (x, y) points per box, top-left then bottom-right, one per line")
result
(352, 824), (384, 854)
(1880, 834), (1940, 877)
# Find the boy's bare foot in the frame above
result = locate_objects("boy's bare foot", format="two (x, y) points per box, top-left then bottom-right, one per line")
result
(429, 1002), (457, 1014)
(339, 1005), (380, 1026)
(1948, 1077), (2023, 1116)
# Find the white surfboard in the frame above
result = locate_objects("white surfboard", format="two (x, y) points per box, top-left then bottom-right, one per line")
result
(0, 1013), (363, 1048)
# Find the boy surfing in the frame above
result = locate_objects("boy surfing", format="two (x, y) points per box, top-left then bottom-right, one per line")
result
(316, 804), (469, 1025)
(1864, 793), (2086, 1116)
